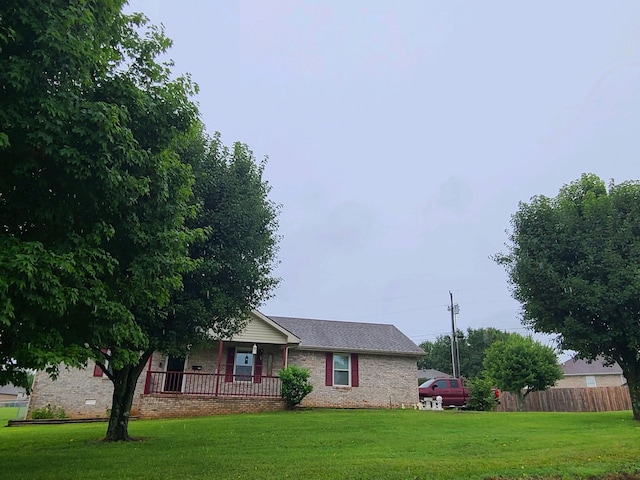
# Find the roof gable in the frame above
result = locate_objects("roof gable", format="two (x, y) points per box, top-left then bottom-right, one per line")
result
(269, 316), (424, 357)
(229, 310), (300, 345)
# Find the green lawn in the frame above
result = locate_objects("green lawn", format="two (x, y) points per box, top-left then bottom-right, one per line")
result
(1, 409), (639, 479)
(0, 407), (20, 421)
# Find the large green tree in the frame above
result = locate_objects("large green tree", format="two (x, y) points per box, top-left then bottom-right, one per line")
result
(1, 0), (199, 438)
(418, 327), (515, 379)
(94, 129), (280, 441)
(483, 335), (562, 411)
(495, 173), (640, 420)
(0, 1), (280, 441)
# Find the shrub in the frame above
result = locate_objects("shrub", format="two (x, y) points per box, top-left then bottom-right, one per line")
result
(466, 378), (499, 411)
(31, 403), (67, 419)
(279, 365), (313, 409)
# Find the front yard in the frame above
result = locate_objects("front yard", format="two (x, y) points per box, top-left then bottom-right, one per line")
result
(1, 409), (639, 479)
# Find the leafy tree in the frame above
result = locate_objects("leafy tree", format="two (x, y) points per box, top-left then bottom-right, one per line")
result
(418, 327), (515, 379)
(495, 173), (640, 420)
(1, 0), (199, 439)
(95, 129), (280, 441)
(0, 1), (280, 441)
(279, 365), (313, 409)
(483, 335), (562, 411)
(164, 132), (281, 353)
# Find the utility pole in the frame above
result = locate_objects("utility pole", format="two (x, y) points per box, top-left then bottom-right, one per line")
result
(448, 291), (461, 378)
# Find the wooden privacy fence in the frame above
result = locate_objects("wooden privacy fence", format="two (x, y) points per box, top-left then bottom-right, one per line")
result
(496, 386), (632, 412)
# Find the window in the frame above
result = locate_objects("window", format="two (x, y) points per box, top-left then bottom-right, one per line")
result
(333, 354), (350, 386)
(586, 375), (596, 387)
(325, 352), (359, 387)
(234, 349), (253, 382)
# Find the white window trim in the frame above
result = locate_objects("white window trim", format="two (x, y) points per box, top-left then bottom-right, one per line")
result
(333, 353), (351, 387)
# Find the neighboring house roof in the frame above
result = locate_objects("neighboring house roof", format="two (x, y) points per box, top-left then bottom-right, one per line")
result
(0, 384), (27, 397)
(562, 356), (624, 376)
(269, 316), (425, 357)
(418, 369), (451, 379)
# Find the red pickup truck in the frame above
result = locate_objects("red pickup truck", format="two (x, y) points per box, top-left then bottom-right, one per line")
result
(419, 377), (468, 407)
(418, 377), (500, 407)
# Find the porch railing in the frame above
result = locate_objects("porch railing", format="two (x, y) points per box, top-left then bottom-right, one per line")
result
(144, 370), (282, 397)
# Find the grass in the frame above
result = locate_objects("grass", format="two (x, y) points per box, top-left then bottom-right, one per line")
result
(1, 409), (639, 479)
(0, 407), (20, 422)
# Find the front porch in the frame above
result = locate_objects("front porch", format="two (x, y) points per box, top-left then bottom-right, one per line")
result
(143, 370), (282, 397)
(141, 310), (301, 401)
(134, 312), (301, 418)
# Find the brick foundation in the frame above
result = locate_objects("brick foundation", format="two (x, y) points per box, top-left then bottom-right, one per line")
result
(138, 394), (286, 418)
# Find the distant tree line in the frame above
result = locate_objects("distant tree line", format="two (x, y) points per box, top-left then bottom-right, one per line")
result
(418, 327), (516, 380)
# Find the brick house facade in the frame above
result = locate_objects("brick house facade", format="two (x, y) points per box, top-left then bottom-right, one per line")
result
(28, 312), (424, 418)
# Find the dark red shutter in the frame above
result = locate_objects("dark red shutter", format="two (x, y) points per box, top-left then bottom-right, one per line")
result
(224, 347), (235, 382)
(351, 353), (359, 387)
(325, 352), (333, 386)
(254, 349), (263, 384)
(93, 348), (108, 377)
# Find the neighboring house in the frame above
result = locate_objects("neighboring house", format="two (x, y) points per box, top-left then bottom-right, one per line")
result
(554, 356), (626, 388)
(28, 311), (424, 419)
(0, 384), (28, 402)
(417, 369), (451, 381)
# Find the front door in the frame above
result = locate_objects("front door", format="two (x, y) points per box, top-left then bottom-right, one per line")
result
(164, 356), (185, 392)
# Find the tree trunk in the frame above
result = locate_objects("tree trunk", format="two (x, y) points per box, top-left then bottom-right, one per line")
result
(104, 350), (152, 442)
(625, 368), (640, 421)
(616, 354), (640, 421)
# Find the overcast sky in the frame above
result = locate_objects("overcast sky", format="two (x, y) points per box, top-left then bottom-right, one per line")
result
(128, 1), (640, 354)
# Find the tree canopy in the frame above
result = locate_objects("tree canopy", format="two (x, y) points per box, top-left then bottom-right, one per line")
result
(2, 0), (195, 386)
(495, 173), (640, 420)
(483, 335), (562, 411)
(0, 0), (280, 440)
(418, 327), (515, 380)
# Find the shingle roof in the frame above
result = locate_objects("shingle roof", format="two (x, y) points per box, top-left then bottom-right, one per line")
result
(268, 316), (424, 356)
(562, 356), (624, 375)
(0, 384), (27, 396)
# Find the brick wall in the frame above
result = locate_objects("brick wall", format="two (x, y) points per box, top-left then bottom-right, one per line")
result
(289, 350), (419, 408)
(138, 394), (285, 418)
(554, 374), (626, 388)
(27, 362), (147, 419)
